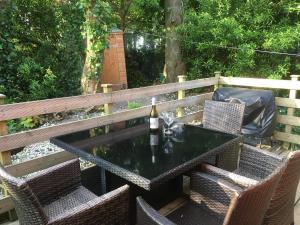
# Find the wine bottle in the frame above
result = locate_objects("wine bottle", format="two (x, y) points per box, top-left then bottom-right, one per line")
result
(150, 97), (159, 131)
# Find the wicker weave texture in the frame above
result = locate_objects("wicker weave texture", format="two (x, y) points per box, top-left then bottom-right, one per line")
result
(237, 144), (284, 180)
(201, 144), (300, 225)
(223, 164), (284, 225)
(202, 100), (245, 135)
(136, 161), (285, 225)
(202, 100), (245, 171)
(261, 150), (300, 225)
(0, 159), (130, 225)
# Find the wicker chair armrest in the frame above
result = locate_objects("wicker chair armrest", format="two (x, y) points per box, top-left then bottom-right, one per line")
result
(136, 196), (176, 225)
(48, 184), (130, 225)
(239, 144), (284, 178)
(25, 159), (81, 205)
(200, 163), (258, 188)
(190, 172), (242, 217)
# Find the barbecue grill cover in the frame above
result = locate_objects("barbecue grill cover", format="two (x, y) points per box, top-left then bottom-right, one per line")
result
(212, 87), (277, 138)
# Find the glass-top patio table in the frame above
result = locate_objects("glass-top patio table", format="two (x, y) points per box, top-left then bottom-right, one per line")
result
(50, 117), (242, 191)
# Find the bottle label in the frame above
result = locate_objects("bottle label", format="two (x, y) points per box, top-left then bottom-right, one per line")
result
(150, 118), (159, 129)
(150, 134), (159, 145)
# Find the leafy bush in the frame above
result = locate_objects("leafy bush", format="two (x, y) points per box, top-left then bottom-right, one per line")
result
(0, 0), (84, 102)
(179, 0), (300, 80)
(128, 101), (143, 109)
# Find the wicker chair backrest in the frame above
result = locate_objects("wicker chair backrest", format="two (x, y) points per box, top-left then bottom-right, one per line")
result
(203, 100), (245, 135)
(0, 165), (47, 225)
(263, 150), (300, 225)
(224, 162), (286, 225)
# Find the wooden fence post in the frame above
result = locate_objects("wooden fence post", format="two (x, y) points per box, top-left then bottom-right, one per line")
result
(285, 75), (300, 149)
(214, 71), (221, 91)
(101, 84), (113, 114)
(0, 95), (11, 166)
(0, 94), (14, 220)
(101, 84), (113, 133)
(177, 75), (187, 118)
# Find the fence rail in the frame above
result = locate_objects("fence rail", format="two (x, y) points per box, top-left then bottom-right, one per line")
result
(276, 97), (300, 108)
(0, 74), (300, 218)
(0, 77), (217, 121)
(0, 93), (213, 151)
(219, 76), (300, 90)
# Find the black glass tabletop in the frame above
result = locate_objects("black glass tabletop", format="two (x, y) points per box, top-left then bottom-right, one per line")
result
(51, 117), (241, 190)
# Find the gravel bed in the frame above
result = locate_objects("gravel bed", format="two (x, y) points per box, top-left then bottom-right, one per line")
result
(11, 141), (62, 165)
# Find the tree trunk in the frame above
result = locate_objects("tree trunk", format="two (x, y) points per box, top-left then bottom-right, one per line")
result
(165, 0), (186, 83)
(81, 1), (99, 95)
(120, 0), (133, 31)
(81, 35), (99, 94)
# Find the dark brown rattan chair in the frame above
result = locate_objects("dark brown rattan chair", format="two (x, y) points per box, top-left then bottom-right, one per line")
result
(136, 160), (286, 225)
(201, 144), (300, 225)
(202, 100), (245, 171)
(0, 159), (129, 225)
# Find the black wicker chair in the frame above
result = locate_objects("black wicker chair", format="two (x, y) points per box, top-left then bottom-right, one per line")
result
(136, 160), (286, 225)
(201, 144), (300, 225)
(202, 100), (245, 171)
(0, 159), (129, 225)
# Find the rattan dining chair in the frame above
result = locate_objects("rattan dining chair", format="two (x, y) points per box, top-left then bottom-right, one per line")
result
(136, 160), (286, 225)
(201, 144), (300, 225)
(202, 100), (245, 135)
(202, 100), (245, 171)
(0, 159), (130, 225)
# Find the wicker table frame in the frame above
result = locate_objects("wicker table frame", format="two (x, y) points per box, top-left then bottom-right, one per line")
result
(51, 128), (242, 191)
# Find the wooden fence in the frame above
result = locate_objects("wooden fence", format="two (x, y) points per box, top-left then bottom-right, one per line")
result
(0, 73), (299, 216)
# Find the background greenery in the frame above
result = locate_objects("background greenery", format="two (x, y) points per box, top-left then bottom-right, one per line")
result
(0, 0), (299, 102)
(0, 0), (85, 102)
(180, 0), (300, 80)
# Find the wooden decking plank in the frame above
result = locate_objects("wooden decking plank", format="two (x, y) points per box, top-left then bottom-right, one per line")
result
(158, 176), (190, 216)
(1, 221), (18, 225)
(295, 181), (300, 205)
(159, 197), (187, 216)
(294, 199), (300, 225)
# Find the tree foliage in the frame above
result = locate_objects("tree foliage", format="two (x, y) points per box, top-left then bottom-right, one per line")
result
(179, 0), (300, 80)
(108, 0), (163, 32)
(1, 0), (300, 103)
(0, 0), (85, 102)
(79, 0), (114, 94)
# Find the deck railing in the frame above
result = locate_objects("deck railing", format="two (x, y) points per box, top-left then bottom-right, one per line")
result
(0, 73), (299, 217)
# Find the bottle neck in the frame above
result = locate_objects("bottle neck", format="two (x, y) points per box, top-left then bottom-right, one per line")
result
(152, 97), (156, 105)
